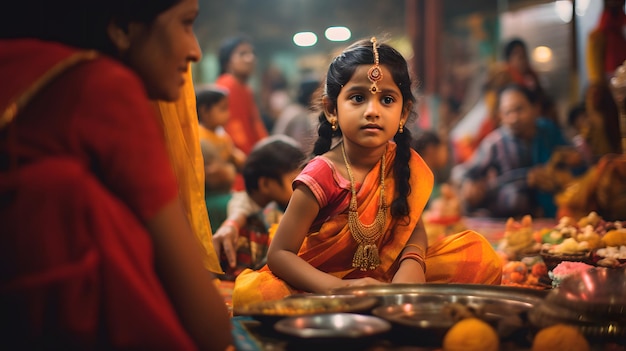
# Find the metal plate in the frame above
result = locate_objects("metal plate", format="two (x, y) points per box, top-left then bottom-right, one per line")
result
(233, 296), (379, 321)
(331, 283), (547, 307)
(331, 283), (545, 341)
(274, 313), (391, 339)
(529, 268), (626, 341)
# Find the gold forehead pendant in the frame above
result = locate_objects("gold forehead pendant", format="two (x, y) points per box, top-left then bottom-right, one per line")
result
(367, 37), (382, 94)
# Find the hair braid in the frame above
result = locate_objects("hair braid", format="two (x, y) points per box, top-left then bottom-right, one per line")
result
(391, 128), (412, 218)
(312, 112), (335, 156)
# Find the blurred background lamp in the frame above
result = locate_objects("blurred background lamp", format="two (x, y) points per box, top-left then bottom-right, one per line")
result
(533, 46), (553, 64)
(554, 0), (573, 23)
(293, 32), (318, 47)
(325, 26), (352, 41)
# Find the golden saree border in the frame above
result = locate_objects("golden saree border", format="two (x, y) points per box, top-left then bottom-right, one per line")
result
(1, 50), (98, 130)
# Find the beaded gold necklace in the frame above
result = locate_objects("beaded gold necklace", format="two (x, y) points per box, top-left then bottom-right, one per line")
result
(341, 143), (387, 271)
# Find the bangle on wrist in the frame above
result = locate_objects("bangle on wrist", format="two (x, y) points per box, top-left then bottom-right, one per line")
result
(223, 219), (240, 231)
(400, 252), (426, 273)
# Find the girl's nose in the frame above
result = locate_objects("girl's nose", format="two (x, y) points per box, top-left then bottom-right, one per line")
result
(364, 99), (380, 119)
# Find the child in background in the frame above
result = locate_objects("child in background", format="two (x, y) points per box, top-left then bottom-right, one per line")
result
(411, 130), (449, 202)
(212, 135), (305, 280)
(413, 130), (465, 243)
(196, 86), (246, 232)
(232, 37), (502, 307)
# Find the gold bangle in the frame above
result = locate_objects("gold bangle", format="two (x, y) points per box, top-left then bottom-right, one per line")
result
(400, 252), (426, 273)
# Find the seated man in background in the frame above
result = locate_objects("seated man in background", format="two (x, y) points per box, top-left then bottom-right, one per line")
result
(452, 84), (585, 218)
(211, 136), (305, 280)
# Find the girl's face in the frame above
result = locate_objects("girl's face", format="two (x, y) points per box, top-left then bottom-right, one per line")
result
(328, 64), (408, 150)
(204, 97), (230, 129)
(119, 0), (201, 101)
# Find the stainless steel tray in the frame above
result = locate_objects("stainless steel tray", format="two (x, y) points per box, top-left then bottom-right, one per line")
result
(331, 283), (545, 343)
(529, 268), (626, 341)
(331, 283), (547, 307)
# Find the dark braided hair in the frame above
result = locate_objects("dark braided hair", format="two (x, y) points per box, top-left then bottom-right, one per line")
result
(312, 38), (417, 220)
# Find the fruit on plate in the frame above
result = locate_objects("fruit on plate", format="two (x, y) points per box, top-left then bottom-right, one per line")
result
(442, 317), (499, 351)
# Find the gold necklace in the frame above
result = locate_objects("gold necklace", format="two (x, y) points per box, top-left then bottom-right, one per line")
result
(341, 143), (387, 271)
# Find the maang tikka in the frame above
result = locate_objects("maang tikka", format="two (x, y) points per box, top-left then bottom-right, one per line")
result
(367, 37), (382, 94)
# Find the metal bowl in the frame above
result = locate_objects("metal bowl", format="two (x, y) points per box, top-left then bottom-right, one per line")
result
(274, 313), (391, 339)
(529, 267), (626, 341)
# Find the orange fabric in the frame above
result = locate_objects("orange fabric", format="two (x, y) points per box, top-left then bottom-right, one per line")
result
(298, 145), (431, 283)
(153, 73), (222, 274)
(233, 144), (502, 307)
(198, 125), (234, 162)
(426, 231), (502, 285)
(198, 124), (244, 195)
(587, 10), (626, 84)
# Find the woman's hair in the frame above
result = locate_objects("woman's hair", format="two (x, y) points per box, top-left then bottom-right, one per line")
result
(243, 136), (306, 193)
(312, 38), (417, 219)
(0, 0), (181, 57)
(195, 86), (229, 118)
(218, 35), (253, 75)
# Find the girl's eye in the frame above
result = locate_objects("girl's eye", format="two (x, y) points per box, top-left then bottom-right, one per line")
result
(350, 95), (365, 103)
(382, 96), (395, 105)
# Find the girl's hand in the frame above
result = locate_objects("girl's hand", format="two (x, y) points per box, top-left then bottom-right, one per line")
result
(341, 277), (386, 288)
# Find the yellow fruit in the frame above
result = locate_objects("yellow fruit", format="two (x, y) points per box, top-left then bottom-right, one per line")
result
(602, 229), (626, 247)
(532, 324), (590, 351)
(442, 317), (499, 351)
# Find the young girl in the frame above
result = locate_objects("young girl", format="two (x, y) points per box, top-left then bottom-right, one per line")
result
(196, 86), (246, 231)
(232, 38), (502, 307)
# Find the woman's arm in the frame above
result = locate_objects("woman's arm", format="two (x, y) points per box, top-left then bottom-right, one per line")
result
(267, 186), (348, 293)
(147, 199), (233, 351)
(391, 218), (427, 284)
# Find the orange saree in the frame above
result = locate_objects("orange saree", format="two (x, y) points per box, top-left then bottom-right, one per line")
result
(233, 143), (502, 307)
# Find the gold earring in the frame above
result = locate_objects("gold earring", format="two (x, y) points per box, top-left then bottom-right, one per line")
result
(399, 122), (404, 134)
(331, 118), (338, 131)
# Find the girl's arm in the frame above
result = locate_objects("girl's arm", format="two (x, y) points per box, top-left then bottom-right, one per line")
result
(391, 218), (428, 284)
(267, 186), (347, 293)
(147, 199), (233, 351)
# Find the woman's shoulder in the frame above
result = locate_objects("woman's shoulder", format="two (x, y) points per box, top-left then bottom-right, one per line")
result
(76, 56), (146, 95)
